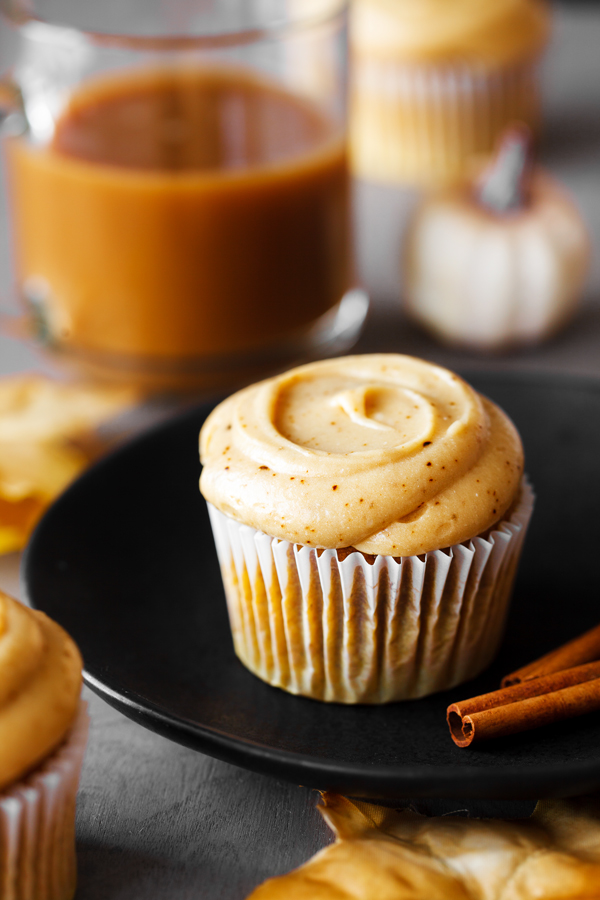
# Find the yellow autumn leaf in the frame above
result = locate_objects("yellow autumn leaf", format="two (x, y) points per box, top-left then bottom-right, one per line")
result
(0, 440), (87, 501)
(0, 375), (139, 553)
(248, 792), (600, 900)
(0, 375), (137, 442)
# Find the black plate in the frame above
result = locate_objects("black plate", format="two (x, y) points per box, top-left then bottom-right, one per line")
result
(23, 372), (600, 800)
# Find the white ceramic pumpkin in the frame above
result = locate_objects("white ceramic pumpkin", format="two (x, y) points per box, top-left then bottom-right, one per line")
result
(403, 130), (591, 350)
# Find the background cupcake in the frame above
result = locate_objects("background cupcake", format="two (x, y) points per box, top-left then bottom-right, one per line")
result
(0, 590), (87, 900)
(199, 354), (534, 703)
(350, 0), (551, 185)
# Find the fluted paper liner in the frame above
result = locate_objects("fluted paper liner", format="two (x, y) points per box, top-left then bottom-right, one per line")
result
(207, 479), (534, 703)
(0, 703), (89, 900)
(351, 60), (541, 185)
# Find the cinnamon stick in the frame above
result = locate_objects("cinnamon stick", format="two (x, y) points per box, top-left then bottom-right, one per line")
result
(447, 660), (600, 748)
(502, 623), (600, 687)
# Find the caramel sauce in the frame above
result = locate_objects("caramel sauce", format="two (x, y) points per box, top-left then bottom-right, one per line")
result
(6, 66), (352, 371)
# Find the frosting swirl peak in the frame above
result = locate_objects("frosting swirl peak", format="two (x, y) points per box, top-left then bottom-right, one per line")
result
(199, 355), (523, 555)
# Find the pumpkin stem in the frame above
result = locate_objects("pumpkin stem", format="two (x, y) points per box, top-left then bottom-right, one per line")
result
(477, 125), (532, 213)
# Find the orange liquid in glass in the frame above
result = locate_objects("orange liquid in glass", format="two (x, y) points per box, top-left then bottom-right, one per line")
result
(6, 66), (352, 374)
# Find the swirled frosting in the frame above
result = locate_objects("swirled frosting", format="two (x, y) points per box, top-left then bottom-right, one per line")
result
(352, 0), (550, 67)
(199, 355), (523, 556)
(0, 591), (82, 791)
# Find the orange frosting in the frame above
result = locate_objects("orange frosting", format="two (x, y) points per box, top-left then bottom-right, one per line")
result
(0, 591), (82, 791)
(199, 355), (524, 556)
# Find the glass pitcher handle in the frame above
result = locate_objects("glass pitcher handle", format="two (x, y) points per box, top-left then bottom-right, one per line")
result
(0, 77), (26, 321)
(0, 75), (24, 124)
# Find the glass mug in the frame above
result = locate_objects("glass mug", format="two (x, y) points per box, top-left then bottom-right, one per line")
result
(0, 0), (367, 392)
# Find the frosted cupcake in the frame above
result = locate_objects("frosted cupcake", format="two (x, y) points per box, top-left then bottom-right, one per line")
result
(350, 0), (551, 185)
(0, 590), (87, 900)
(199, 354), (533, 703)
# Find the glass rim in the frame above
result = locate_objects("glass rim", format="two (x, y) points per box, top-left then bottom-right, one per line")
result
(0, 0), (348, 50)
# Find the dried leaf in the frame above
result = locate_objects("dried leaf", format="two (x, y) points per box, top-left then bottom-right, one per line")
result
(0, 496), (50, 555)
(0, 375), (137, 442)
(247, 793), (600, 900)
(0, 440), (87, 501)
(0, 375), (139, 553)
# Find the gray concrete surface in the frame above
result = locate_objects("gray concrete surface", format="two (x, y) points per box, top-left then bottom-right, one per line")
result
(1, 4), (599, 897)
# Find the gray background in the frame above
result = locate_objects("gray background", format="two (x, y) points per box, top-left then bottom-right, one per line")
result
(1, 4), (600, 897)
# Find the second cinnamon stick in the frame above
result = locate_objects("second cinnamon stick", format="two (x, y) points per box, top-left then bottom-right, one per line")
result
(502, 622), (600, 687)
(448, 659), (600, 747)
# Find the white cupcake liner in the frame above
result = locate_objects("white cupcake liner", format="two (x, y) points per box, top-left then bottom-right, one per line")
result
(207, 479), (534, 703)
(0, 703), (89, 900)
(350, 58), (541, 184)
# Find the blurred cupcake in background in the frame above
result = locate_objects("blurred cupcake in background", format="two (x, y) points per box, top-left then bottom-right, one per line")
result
(350, 0), (551, 186)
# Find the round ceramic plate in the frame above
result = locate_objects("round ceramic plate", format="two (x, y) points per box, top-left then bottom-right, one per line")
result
(23, 372), (600, 800)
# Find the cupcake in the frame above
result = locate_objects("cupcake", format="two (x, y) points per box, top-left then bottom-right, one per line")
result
(350, 0), (551, 186)
(199, 354), (533, 703)
(0, 590), (87, 900)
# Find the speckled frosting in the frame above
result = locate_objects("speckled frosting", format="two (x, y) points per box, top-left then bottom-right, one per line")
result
(0, 591), (82, 791)
(199, 354), (523, 556)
